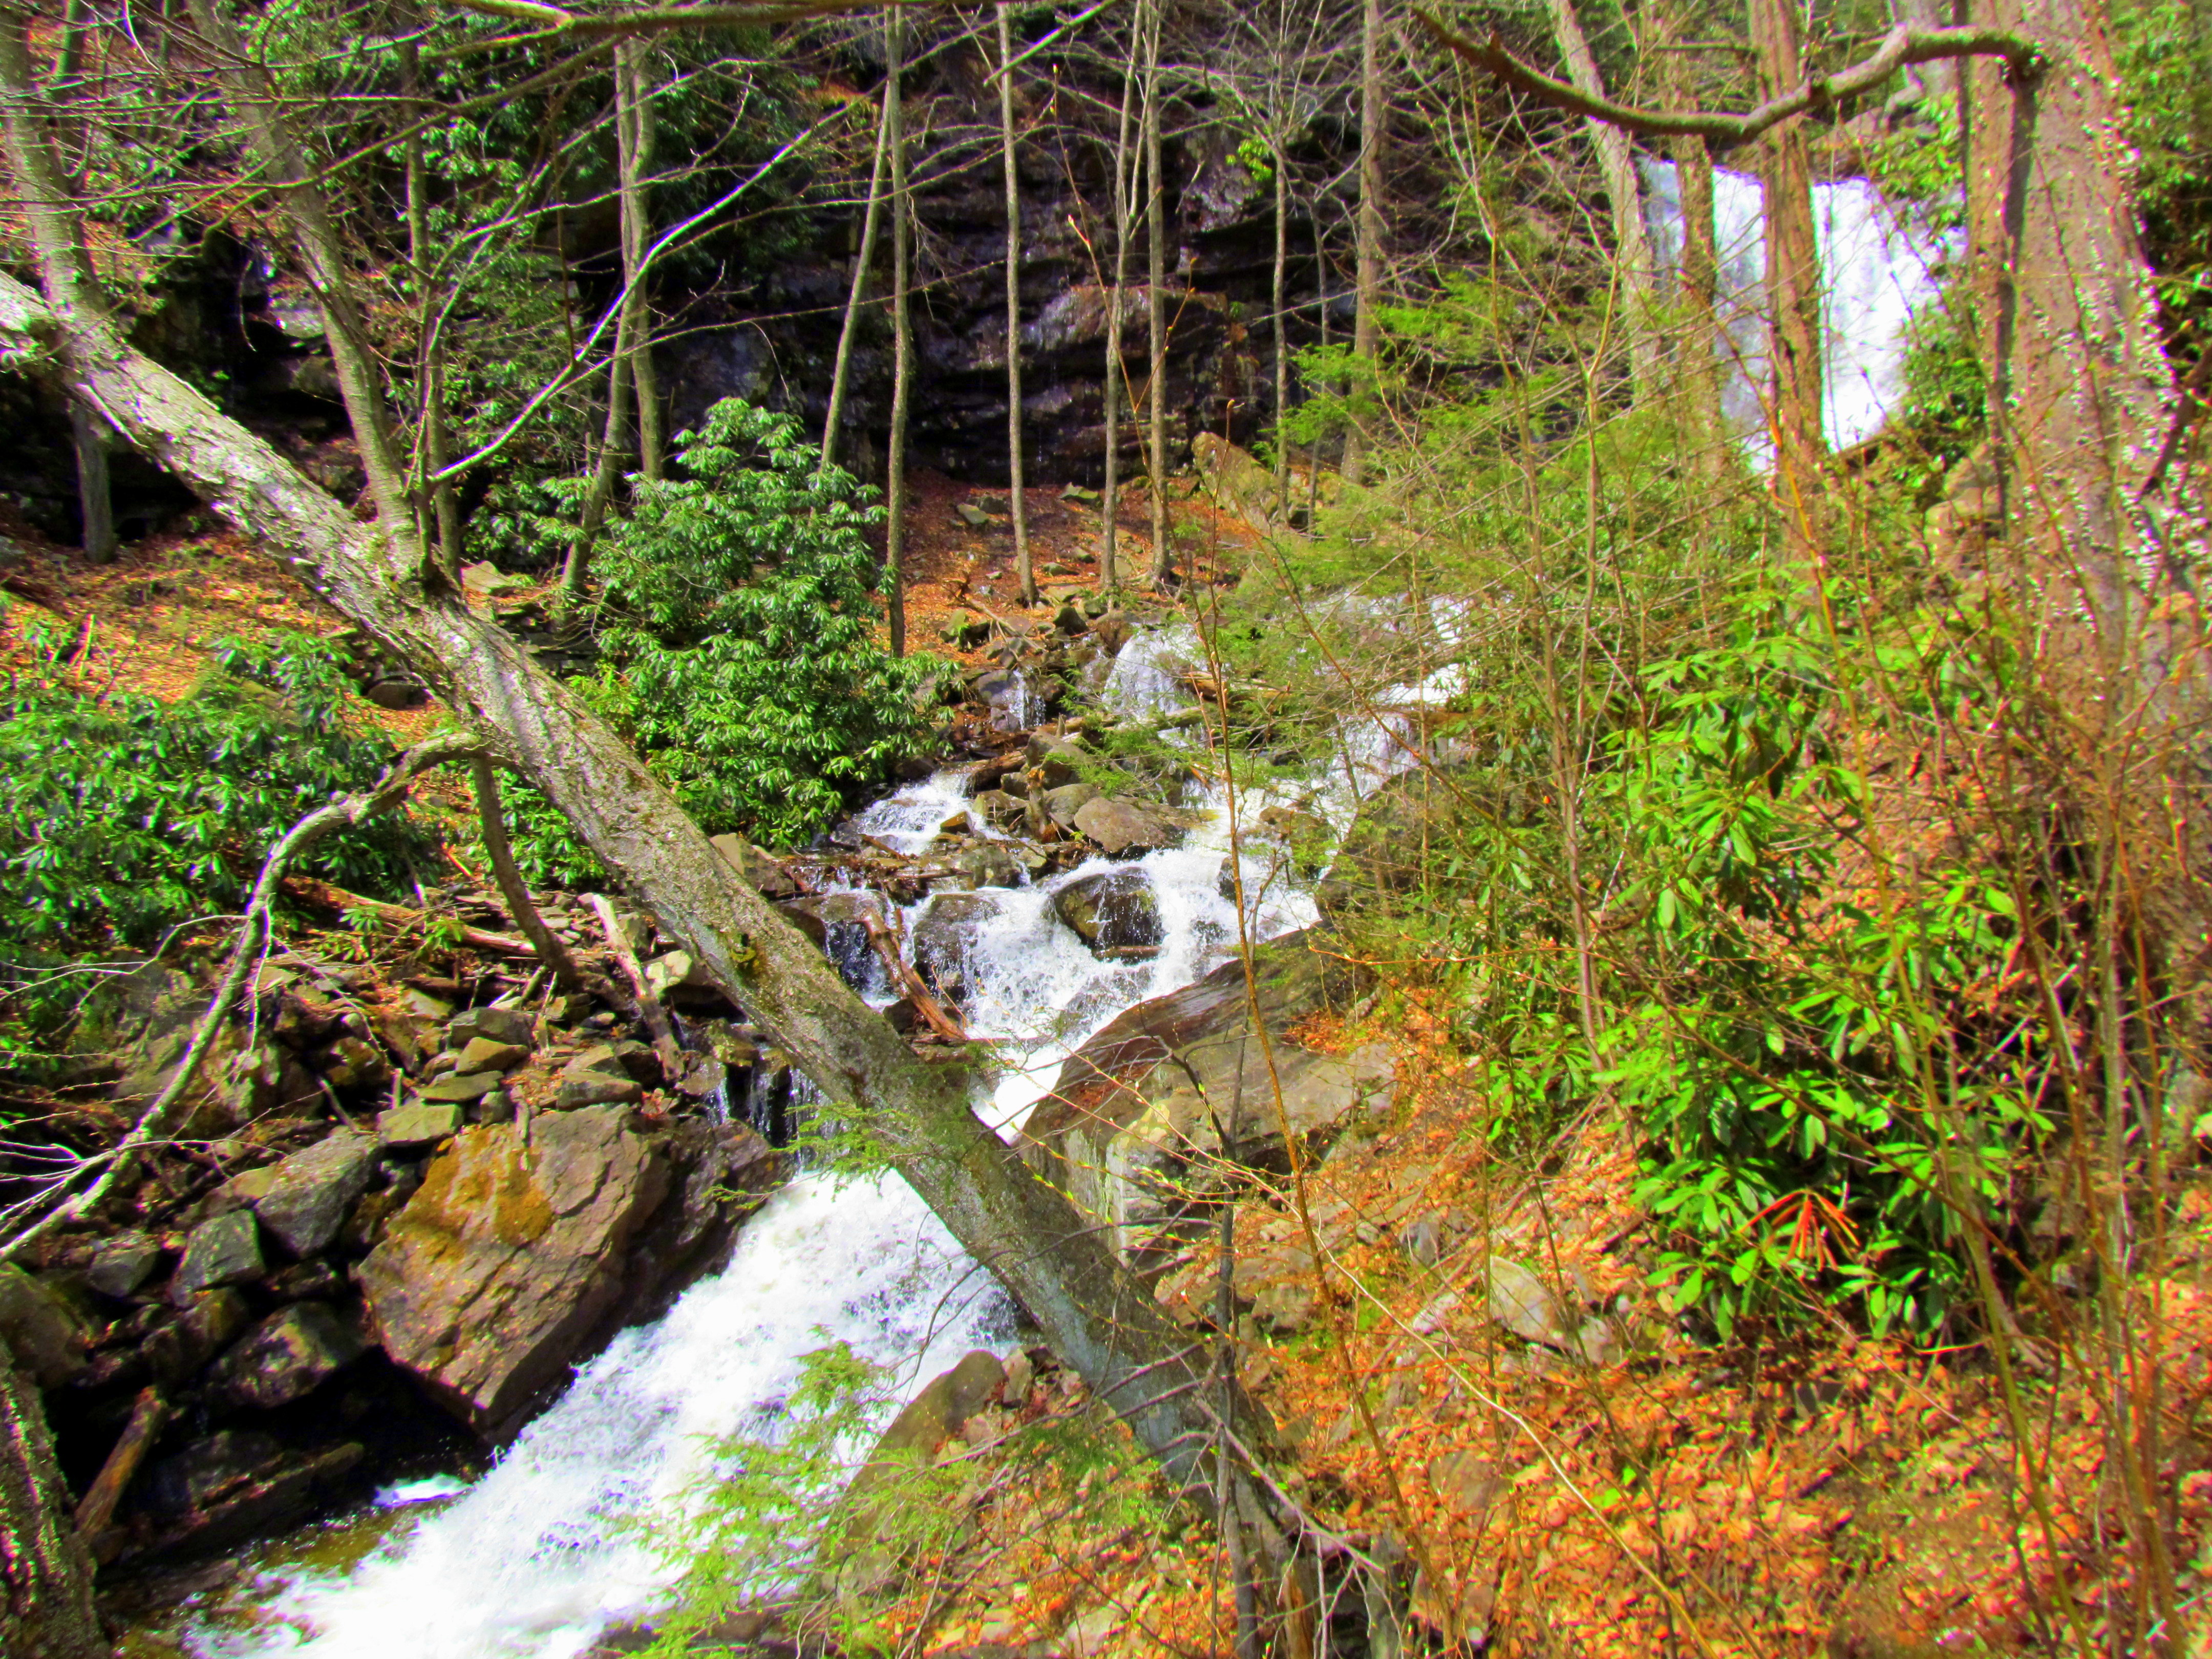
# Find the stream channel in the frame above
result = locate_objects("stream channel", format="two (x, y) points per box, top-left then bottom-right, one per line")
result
(147, 627), (1417, 1659)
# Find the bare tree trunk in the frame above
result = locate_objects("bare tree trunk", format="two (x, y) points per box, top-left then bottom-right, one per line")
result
(182, 0), (416, 552)
(69, 400), (112, 561)
(402, 39), (461, 580)
(1343, 0), (1384, 487)
(0, 1344), (105, 1659)
(616, 40), (663, 482)
(1101, 22), (1140, 596)
(1967, 0), (2176, 624)
(1654, 8), (1727, 472)
(1547, 0), (1658, 400)
(884, 4), (910, 655)
(473, 758), (586, 994)
(997, 3), (1034, 606)
(1142, 0), (1171, 586)
(1749, 0), (1825, 561)
(1271, 126), (1291, 522)
(561, 349), (632, 600)
(821, 88), (890, 470)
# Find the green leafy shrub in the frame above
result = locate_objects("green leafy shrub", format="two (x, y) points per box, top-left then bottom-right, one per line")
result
(0, 620), (424, 949)
(509, 400), (939, 883)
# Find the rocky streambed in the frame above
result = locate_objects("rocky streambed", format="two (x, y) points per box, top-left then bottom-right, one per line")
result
(6, 610), (1454, 1657)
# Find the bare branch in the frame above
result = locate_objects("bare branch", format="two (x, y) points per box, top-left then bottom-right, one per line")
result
(1413, 15), (2044, 143)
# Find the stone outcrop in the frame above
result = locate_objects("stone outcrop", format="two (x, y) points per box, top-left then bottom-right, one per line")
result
(358, 1107), (784, 1437)
(1022, 930), (1379, 1266)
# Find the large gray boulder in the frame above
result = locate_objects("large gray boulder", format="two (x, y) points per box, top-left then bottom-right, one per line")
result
(1051, 870), (1163, 954)
(1022, 931), (1379, 1267)
(1072, 796), (1186, 856)
(358, 1108), (785, 1438)
(913, 891), (1002, 1001)
(253, 1131), (377, 1257)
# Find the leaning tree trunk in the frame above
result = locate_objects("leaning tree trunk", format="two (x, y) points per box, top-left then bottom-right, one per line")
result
(3, 3), (1274, 1513)
(615, 39), (664, 482)
(821, 87), (890, 471)
(1101, 19), (1141, 596)
(0, 1343), (106, 1659)
(997, 3), (1034, 606)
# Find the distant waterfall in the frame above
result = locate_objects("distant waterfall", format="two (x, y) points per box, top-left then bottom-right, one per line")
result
(1639, 160), (1958, 458)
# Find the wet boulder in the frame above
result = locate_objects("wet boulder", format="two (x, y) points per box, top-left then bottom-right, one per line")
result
(1022, 931), (1378, 1266)
(1039, 782), (1099, 830)
(913, 891), (1002, 999)
(1052, 870), (1165, 955)
(358, 1108), (784, 1438)
(1071, 796), (1185, 856)
(146, 1290), (251, 1386)
(253, 1130), (377, 1257)
(1026, 733), (1088, 789)
(711, 832), (799, 899)
(449, 1004), (536, 1050)
(87, 1233), (164, 1299)
(208, 1302), (370, 1409)
(969, 789), (1027, 834)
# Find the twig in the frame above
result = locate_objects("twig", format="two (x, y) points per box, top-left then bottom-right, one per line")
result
(585, 892), (685, 1080)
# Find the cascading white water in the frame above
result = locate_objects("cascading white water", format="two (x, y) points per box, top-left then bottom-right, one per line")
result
(196, 624), (1427, 1659)
(1639, 159), (1958, 456)
(199, 1176), (999, 1659)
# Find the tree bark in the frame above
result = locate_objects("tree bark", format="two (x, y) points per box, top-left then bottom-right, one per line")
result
(1142, 0), (1171, 586)
(616, 40), (664, 482)
(1101, 19), (1140, 596)
(820, 87), (890, 471)
(1343, 0), (1384, 488)
(1546, 0), (1659, 402)
(1966, 0), (2176, 622)
(884, 4), (910, 655)
(1271, 125), (1291, 521)
(1749, 0), (1825, 561)
(473, 758), (587, 993)
(181, 0), (417, 556)
(402, 39), (463, 580)
(69, 399), (113, 561)
(0, 1344), (104, 1659)
(997, 3), (1034, 606)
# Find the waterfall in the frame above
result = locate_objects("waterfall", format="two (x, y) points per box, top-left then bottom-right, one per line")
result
(1639, 160), (1958, 457)
(192, 626), (1431, 1659)
(198, 1177), (1001, 1659)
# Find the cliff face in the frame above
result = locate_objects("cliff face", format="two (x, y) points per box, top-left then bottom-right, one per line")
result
(660, 81), (1338, 490)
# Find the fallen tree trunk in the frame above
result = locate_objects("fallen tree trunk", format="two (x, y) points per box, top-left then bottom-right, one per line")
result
(0, 65), (1252, 1511)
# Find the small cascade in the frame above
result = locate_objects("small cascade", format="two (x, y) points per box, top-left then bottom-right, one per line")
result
(1640, 159), (1956, 456)
(982, 667), (1047, 734)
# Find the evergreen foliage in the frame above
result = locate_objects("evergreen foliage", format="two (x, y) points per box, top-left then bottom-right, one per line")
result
(505, 400), (938, 883)
(0, 619), (421, 950)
